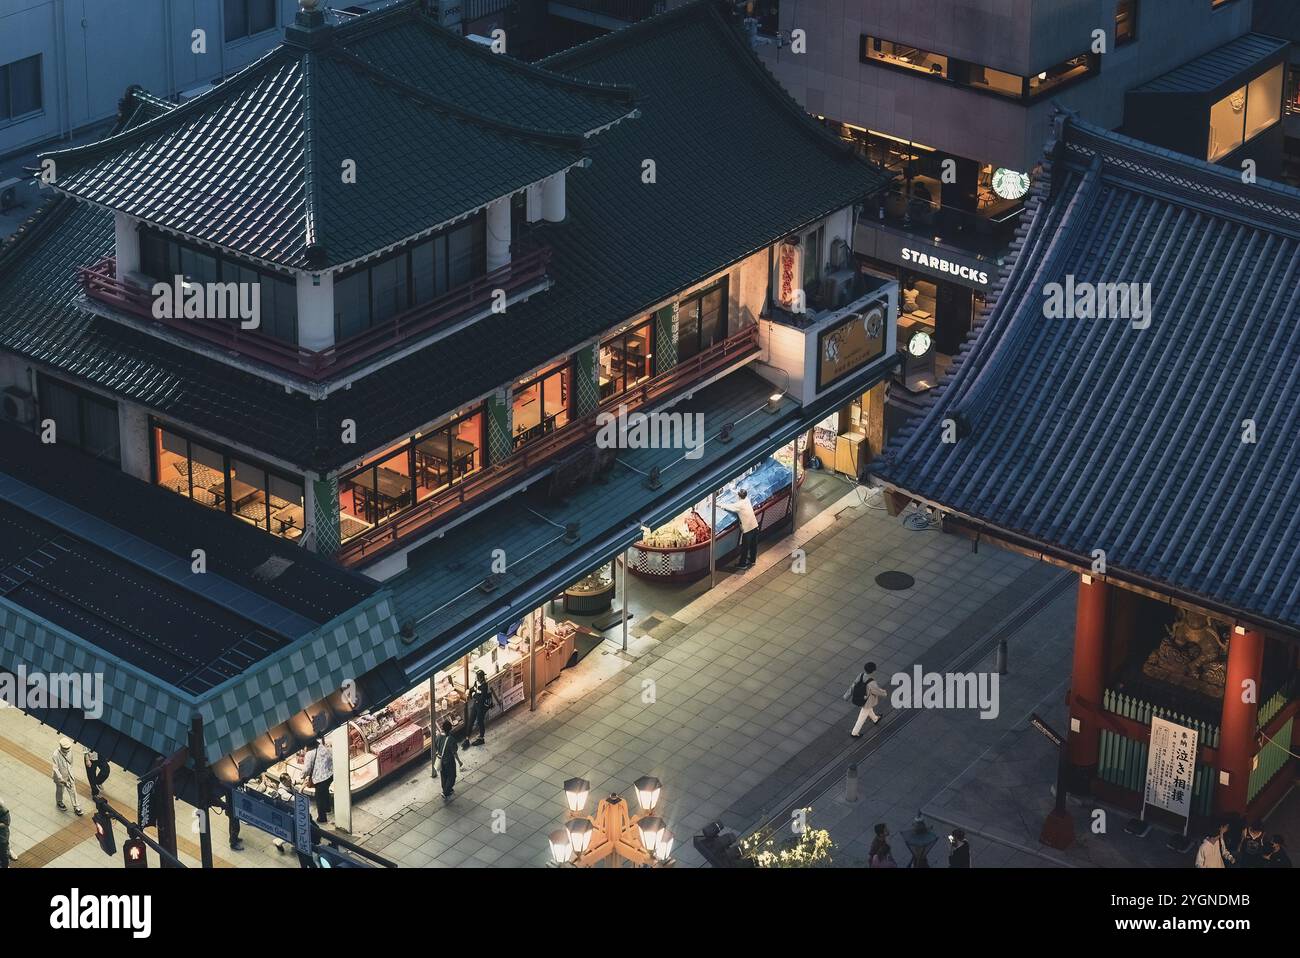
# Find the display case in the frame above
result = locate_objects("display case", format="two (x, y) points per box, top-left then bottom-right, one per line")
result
(627, 452), (803, 582)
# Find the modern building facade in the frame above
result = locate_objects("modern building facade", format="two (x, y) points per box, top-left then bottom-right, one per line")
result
(0, 0), (898, 808)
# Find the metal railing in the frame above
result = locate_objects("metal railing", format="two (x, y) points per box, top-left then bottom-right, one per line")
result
(335, 324), (760, 565)
(77, 246), (551, 382)
(1102, 687), (1220, 749)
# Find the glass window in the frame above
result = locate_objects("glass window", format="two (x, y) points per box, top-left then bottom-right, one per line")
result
(1115, 0), (1137, 45)
(414, 410), (483, 501)
(179, 245), (218, 285)
(334, 270), (370, 341)
(966, 64), (1024, 98)
(863, 37), (947, 78)
(372, 254), (409, 323)
(36, 375), (120, 466)
(151, 423), (303, 539)
(226, 0), (276, 41)
(230, 459), (270, 530)
(411, 240), (438, 303)
(599, 321), (653, 400)
(676, 280), (729, 361)
(341, 444), (414, 532)
(1209, 85), (1247, 161)
(1027, 54), (1095, 98)
(1245, 63), (1284, 143)
(512, 364), (570, 449)
(448, 218), (484, 288)
(1, 55), (42, 120)
(803, 227), (823, 289)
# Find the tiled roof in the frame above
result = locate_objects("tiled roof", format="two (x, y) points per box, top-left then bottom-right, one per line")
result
(872, 114), (1300, 634)
(1, 0), (889, 473)
(39, 9), (609, 270)
(1132, 33), (1288, 94)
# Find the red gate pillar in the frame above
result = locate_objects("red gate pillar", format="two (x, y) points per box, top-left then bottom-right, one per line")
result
(1066, 574), (1109, 788)
(1215, 626), (1265, 816)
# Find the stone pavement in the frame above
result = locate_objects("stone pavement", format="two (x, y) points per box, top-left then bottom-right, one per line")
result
(0, 705), (295, 869)
(352, 489), (1057, 867)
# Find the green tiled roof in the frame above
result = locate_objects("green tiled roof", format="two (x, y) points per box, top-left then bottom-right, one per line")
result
(39, 11), (616, 270)
(2, 1), (890, 474)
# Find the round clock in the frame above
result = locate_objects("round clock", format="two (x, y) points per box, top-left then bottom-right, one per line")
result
(991, 167), (1031, 201)
(907, 330), (932, 357)
(863, 307), (884, 340)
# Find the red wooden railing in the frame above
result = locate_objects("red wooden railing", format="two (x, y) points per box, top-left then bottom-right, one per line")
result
(335, 324), (761, 566)
(77, 246), (552, 381)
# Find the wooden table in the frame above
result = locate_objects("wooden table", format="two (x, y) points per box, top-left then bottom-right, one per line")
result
(348, 467), (412, 522)
(415, 437), (476, 487)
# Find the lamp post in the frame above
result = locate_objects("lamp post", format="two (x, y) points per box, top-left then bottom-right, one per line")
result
(549, 775), (675, 867)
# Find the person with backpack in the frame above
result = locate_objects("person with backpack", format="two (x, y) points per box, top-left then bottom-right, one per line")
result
(843, 661), (888, 737)
(435, 720), (465, 801)
(463, 670), (499, 748)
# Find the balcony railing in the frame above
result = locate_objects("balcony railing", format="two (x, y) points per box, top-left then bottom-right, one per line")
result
(77, 246), (552, 382)
(336, 324), (760, 566)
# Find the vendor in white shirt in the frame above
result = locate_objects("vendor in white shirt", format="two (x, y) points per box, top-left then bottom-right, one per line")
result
(721, 488), (760, 570)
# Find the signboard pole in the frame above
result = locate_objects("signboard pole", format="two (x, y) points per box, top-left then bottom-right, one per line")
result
(709, 492), (717, 590)
(621, 547), (629, 652)
(188, 716), (213, 870)
(1143, 715), (1199, 838)
(328, 723), (352, 834)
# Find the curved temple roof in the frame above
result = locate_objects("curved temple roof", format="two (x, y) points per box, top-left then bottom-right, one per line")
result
(874, 113), (1300, 636)
(37, 0), (635, 271)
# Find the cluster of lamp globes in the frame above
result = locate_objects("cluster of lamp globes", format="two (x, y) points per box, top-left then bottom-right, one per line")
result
(547, 776), (676, 866)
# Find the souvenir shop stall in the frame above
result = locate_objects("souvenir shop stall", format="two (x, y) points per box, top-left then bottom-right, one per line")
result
(625, 447), (803, 583)
(260, 611), (579, 796)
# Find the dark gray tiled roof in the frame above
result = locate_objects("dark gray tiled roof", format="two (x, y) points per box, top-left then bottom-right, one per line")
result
(1133, 33), (1289, 94)
(1, 1), (888, 473)
(873, 115), (1300, 633)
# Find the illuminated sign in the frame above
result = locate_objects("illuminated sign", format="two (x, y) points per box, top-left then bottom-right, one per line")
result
(900, 247), (990, 286)
(817, 303), (886, 390)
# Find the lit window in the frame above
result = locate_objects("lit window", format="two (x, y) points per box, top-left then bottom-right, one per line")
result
(1115, 0), (1137, 46)
(863, 37), (948, 78)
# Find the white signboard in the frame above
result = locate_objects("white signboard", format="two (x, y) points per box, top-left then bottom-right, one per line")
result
(1143, 715), (1198, 828)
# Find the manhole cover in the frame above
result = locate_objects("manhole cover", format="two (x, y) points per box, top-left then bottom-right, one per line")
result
(875, 571), (915, 591)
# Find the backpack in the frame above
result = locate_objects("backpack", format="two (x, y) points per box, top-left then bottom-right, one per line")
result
(851, 676), (868, 707)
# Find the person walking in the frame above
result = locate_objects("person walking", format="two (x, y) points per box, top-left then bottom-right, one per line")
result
(721, 488), (759, 570)
(301, 737), (334, 825)
(869, 823), (897, 868)
(223, 786), (244, 852)
(844, 661), (888, 737)
(435, 720), (464, 801)
(0, 796), (11, 868)
(52, 737), (83, 816)
(464, 670), (498, 748)
(1194, 822), (1235, 868)
(948, 828), (971, 868)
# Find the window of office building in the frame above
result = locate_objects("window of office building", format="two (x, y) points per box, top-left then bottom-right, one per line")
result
(600, 321), (654, 401)
(1, 54), (42, 121)
(512, 363), (570, 449)
(338, 409), (484, 540)
(1115, 1), (1137, 45)
(863, 37), (948, 78)
(676, 280), (728, 362)
(36, 375), (120, 465)
(1209, 65), (1283, 161)
(152, 423), (305, 540)
(334, 214), (486, 342)
(225, 0), (277, 41)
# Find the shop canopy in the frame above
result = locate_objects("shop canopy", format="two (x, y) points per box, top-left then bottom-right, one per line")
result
(871, 113), (1300, 639)
(1, 1), (891, 474)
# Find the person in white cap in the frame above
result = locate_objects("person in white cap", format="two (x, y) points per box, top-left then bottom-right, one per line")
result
(52, 736), (83, 815)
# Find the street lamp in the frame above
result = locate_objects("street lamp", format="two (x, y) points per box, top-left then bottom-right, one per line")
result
(552, 776), (676, 867)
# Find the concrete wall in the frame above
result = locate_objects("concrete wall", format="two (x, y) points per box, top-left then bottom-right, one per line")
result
(0, 0), (304, 158)
(758, 0), (1256, 171)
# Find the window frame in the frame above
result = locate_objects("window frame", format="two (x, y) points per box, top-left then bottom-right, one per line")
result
(149, 418), (305, 539)
(599, 318), (656, 401)
(36, 374), (121, 466)
(339, 404), (486, 538)
(0, 54), (43, 123)
(332, 212), (487, 343)
(1115, 0), (1138, 46)
(224, 0), (279, 43)
(511, 361), (572, 450)
(676, 277), (730, 362)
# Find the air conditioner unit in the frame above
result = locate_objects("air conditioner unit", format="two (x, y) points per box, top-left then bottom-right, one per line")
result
(821, 268), (857, 309)
(1, 386), (37, 428)
(0, 177), (23, 212)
